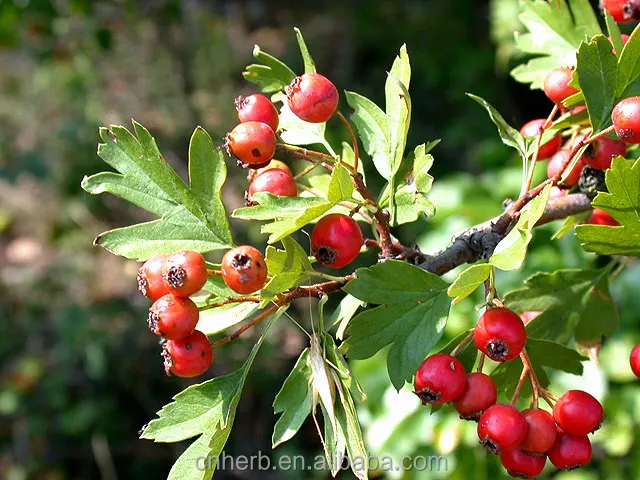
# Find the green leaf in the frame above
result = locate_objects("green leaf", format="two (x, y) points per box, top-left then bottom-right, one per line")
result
(491, 184), (551, 270)
(294, 27), (316, 74)
(385, 44), (411, 177)
(167, 430), (217, 480)
(81, 123), (233, 260)
(511, 0), (601, 89)
(272, 349), (314, 447)
(262, 236), (314, 298)
(447, 264), (492, 305)
(195, 302), (260, 336)
(577, 35), (618, 131)
(576, 158), (640, 256)
(604, 9), (623, 59)
(467, 94), (528, 158)
(329, 294), (366, 340)
(242, 45), (297, 93)
(342, 261), (450, 390)
(345, 91), (392, 180)
(552, 211), (590, 240)
(504, 268), (619, 345)
(616, 22), (640, 97)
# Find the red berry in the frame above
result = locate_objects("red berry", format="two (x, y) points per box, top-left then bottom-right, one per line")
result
(162, 250), (208, 297)
(549, 186), (568, 200)
(162, 330), (213, 377)
(630, 344), (640, 377)
(553, 390), (604, 436)
(547, 148), (585, 187)
(221, 245), (268, 294)
(285, 73), (339, 123)
(225, 121), (276, 167)
(137, 254), (170, 301)
(520, 119), (561, 160)
(477, 404), (528, 454)
(601, 0), (640, 23)
(248, 159), (292, 183)
(547, 431), (592, 470)
(311, 213), (363, 268)
(248, 168), (297, 201)
(453, 372), (498, 421)
(235, 94), (279, 132)
(584, 136), (626, 170)
(148, 293), (199, 340)
(520, 408), (557, 455)
(414, 353), (467, 405)
(500, 448), (546, 478)
(612, 96), (640, 143)
(543, 67), (579, 104)
(587, 208), (619, 226)
(521, 311), (542, 323)
(474, 307), (527, 362)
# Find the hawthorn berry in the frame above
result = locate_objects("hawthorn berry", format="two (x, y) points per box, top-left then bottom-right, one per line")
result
(162, 250), (208, 297)
(235, 93), (279, 132)
(453, 372), (497, 421)
(414, 353), (466, 405)
(311, 213), (363, 268)
(543, 67), (578, 104)
(547, 431), (592, 470)
(519, 119), (561, 160)
(247, 168), (298, 201)
(148, 293), (199, 340)
(225, 121), (276, 167)
(474, 307), (527, 362)
(285, 73), (339, 123)
(162, 330), (213, 378)
(583, 136), (626, 170)
(221, 245), (268, 294)
(547, 148), (585, 187)
(630, 344), (640, 377)
(601, 0), (640, 23)
(500, 448), (547, 479)
(137, 254), (170, 301)
(553, 390), (603, 436)
(247, 159), (292, 183)
(587, 208), (619, 226)
(477, 404), (528, 454)
(520, 408), (557, 455)
(612, 96), (640, 143)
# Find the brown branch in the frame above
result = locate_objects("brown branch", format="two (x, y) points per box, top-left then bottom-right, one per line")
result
(211, 304), (279, 348)
(351, 173), (395, 258)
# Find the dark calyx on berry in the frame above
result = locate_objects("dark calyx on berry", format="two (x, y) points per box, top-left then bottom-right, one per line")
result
(312, 245), (337, 266)
(232, 253), (262, 283)
(148, 310), (160, 334)
(480, 438), (500, 455)
(164, 265), (186, 288)
(578, 166), (607, 198)
(485, 340), (509, 361)
(137, 272), (149, 296)
(161, 346), (173, 375)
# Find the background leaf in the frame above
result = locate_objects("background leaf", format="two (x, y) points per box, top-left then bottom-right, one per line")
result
(242, 45), (296, 92)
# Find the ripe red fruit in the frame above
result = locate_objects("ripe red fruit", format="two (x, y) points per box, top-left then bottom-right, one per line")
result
(137, 254), (170, 301)
(630, 344), (640, 377)
(543, 67), (578, 104)
(285, 73), (339, 123)
(520, 408), (557, 454)
(601, 0), (640, 23)
(477, 404), (528, 454)
(453, 372), (498, 421)
(311, 213), (363, 268)
(587, 208), (619, 226)
(414, 353), (467, 405)
(547, 431), (592, 470)
(547, 148), (585, 187)
(248, 159), (292, 183)
(612, 96), (640, 143)
(474, 307), (527, 362)
(148, 293), (199, 340)
(520, 119), (562, 160)
(553, 390), (604, 436)
(221, 245), (268, 294)
(500, 448), (546, 478)
(162, 250), (208, 297)
(225, 121), (276, 167)
(162, 330), (213, 378)
(235, 94), (279, 132)
(248, 168), (297, 201)
(583, 137), (626, 170)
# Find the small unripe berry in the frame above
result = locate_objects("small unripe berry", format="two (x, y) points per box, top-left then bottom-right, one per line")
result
(285, 73), (339, 123)
(477, 404), (528, 454)
(543, 67), (578, 104)
(311, 214), (363, 269)
(225, 121), (276, 167)
(630, 344), (640, 377)
(474, 307), (527, 362)
(248, 168), (297, 201)
(553, 390), (603, 436)
(500, 448), (547, 479)
(547, 431), (592, 470)
(612, 96), (640, 143)
(162, 250), (208, 297)
(162, 330), (213, 378)
(148, 293), (200, 340)
(520, 119), (561, 160)
(520, 408), (557, 454)
(137, 254), (170, 301)
(414, 353), (467, 405)
(235, 94), (279, 132)
(587, 208), (619, 226)
(453, 372), (498, 421)
(221, 245), (268, 294)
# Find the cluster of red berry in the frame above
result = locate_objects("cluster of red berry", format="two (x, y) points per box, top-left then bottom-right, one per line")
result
(601, 0), (640, 22)
(413, 307), (603, 478)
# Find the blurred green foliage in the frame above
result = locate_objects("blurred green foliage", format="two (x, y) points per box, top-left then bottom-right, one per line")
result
(1, 0), (638, 479)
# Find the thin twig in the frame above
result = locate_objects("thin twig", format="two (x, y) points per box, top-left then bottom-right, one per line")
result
(199, 296), (261, 311)
(211, 304), (279, 348)
(451, 331), (474, 357)
(336, 110), (360, 171)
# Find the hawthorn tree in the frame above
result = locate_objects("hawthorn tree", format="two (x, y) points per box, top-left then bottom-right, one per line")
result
(82, 1), (640, 478)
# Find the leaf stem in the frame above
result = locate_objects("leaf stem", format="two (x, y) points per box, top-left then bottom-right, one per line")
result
(451, 331), (474, 357)
(211, 304), (279, 348)
(476, 352), (486, 373)
(511, 364), (530, 406)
